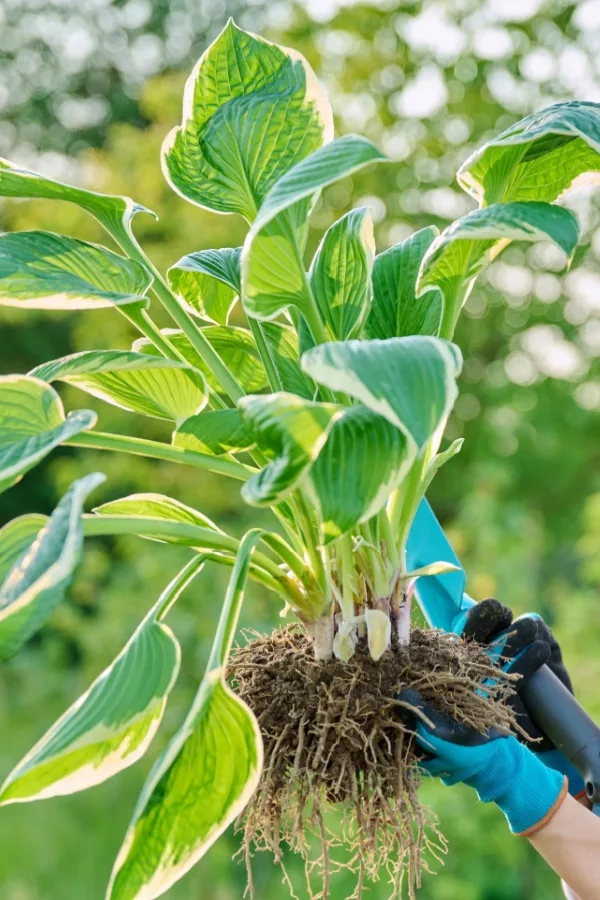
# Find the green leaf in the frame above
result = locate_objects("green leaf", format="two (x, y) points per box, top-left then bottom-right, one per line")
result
(0, 158), (154, 239)
(94, 493), (223, 545)
(239, 392), (340, 505)
(0, 231), (151, 311)
(0, 375), (96, 493)
(162, 20), (332, 220)
(302, 337), (462, 452)
(417, 201), (580, 335)
(458, 101), (600, 205)
(133, 327), (268, 396)
(168, 247), (241, 324)
(173, 409), (253, 456)
(30, 351), (207, 423)
(309, 207), (375, 340)
(0, 515), (48, 584)
(0, 473), (104, 661)
(308, 406), (415, 543)
(242, 135), (387, 322)
(365, 226), (441, 340)
(0, 556), (206, 804)
(423, 438), (464, 493)
(260, 322), (315, 399)
(107, 530), (264, 900)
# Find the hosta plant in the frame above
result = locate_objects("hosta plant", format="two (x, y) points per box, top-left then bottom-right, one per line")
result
(1, 20), (598, 900)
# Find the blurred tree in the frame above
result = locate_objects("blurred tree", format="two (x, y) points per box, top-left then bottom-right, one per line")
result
(0, 1), (599, 898)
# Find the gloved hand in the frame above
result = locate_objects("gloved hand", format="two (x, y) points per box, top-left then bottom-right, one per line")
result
(460, 598), (584, 797)
(397, 687), (568, 836)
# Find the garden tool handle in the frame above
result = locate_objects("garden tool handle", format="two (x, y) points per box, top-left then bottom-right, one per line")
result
(521, 664), (600, 813)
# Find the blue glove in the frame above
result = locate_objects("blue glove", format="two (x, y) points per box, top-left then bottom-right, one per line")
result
(460, 598), (585, 797)
(398, 687), (568, 836)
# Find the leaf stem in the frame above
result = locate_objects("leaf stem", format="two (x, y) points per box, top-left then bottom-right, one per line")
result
(247, 318), (282, 392)
(338, 533), (356, 620)
(65, 431), (253, 480)
(294, 491), (327, 598)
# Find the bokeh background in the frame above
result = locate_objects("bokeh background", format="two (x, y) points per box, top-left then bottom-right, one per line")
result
(1, 0), (600, 897)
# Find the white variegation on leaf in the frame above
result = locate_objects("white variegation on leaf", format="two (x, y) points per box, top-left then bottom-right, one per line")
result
(458, 101), (600, 205)
(0, 232), (152, 311)
(0, 556), (205, 805)
(0, 473), (104, 661)
(309, 207), (375, 340)
(403, 561), (461, 580)
(239, 393), (341, 505)
(365, 226), (441, 340)
(260, 322), (316, 398)
(0, 375), (96, 494)
(133, 327), (267, 396)
(417, 201), (580, 337)
(30, 350), (207, 423)
(107, 531), (264, 900)
(168, 247), (241, 324)
(173, 409), (254, 456)
(161, 20), (333, 220)
(301, 336), (462, 454)
(0, 515), (48, 584)
(242, 136), (387, 328)
(94, 493), (224, 544)
(423, 438), (464, 492)
(308, 406), (416, 543)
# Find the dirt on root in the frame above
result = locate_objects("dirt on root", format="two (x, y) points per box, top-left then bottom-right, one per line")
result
(228, 624), (518, 900)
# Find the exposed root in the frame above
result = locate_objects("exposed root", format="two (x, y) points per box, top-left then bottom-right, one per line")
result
(229, 625), (517, 900)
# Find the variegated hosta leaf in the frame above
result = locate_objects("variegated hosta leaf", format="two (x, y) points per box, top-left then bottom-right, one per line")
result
(423, 438), (464, 493)
(31, 350), (207, 423)
(301, 336), (462, 453)
(0, 158), (153, 239)
(0, 231), (152, 311)
(94, 493), (224, 545)
(239, 392), (340, 505)
(458, 101), (600, 205)
(242, 135), (387, 323)
(260, 321), (315, 398)
(308, 406), (416, 543)
(133, 327), (267, 396)
(0, 515), (48, 585)
(365, 226), (441, 340)
(168, 247), (241, 324)
(173, 409), (254, 456)
(107, 530), (264, 900)
(309, 207), (375, 340)
(161, 20), (332, 220)
(417, 201), (580, 334)
(0, 557), (206, 804)
(0, 473), (104, 661)
(0, 375), (96, 494)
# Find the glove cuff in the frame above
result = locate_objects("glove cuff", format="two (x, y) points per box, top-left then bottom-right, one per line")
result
(516, 777), (568, 837)
(464, 736), (568, 834)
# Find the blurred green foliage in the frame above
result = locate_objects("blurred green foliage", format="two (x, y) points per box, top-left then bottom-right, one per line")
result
(1, 1), (599, 898)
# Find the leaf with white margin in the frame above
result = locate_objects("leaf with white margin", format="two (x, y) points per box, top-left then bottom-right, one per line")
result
(416, 201), (579, 336)
(0, 473), (104, 661)
(242, 135), (387, 322)
(365, 609), (391, 661)
(457, 101), (600, 206)
(422, 438), (463, 493)
(260, 322), (315, 399)
(308, 406), (416, 543)
(107, 530), (264, 900)
(0, 515), (48, 584)
(0, 158), (154, 242)
(0, 231), (151, 311)
(162, 19), (333, 220)
(403, 561), (461, 580)
(309, 207), (375, 340)
(94, 493), (224, 546)
(173, 409), (254, 456)
(301, 337), (462, 452)
(0, 556), (205, 804)
(31, 351), (207, 424)
(168, 247), (241, 325)
(133, 327), (267, 396)
(0, 375), (96, 494)
(365, 226), (441, 340)
(239, 392), (340, 505)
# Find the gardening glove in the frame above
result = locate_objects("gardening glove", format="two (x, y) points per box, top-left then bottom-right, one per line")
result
(460, 598), (584, 797)
(397, 687), (568, 837)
